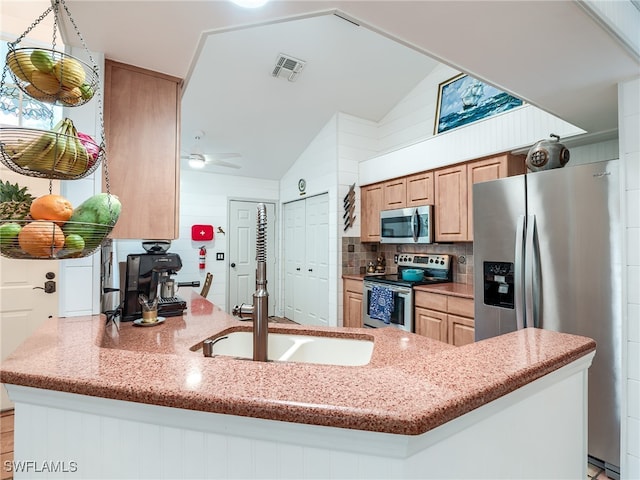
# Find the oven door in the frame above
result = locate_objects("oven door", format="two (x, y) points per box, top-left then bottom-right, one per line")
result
(362, 281), (413, 332)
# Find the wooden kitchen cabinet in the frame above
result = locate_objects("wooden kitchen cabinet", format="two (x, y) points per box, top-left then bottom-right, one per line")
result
(361, 173), (433, 242)
(360, 182), (383, 242)
(434, 153), (525, 242)
(343, 278), (364, 328)
(448, 314), (475, 347)
(414, 290), (475, 346)
(466, 153), (525, 240)
(104, 60), (182, 239)
(414, 306), (447, 342)
(383, 178), (406, 209)
(434, 163), (468, 242)
(406, 171), (434, 207)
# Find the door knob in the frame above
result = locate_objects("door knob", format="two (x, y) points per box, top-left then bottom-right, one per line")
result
(33, 280), (56, 294)
(230, 263), (236, 268)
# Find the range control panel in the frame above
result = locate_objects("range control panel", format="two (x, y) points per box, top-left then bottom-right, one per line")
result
(397, 254), (450, 270)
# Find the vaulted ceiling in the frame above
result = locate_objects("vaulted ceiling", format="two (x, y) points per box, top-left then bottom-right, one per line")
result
(1, 1), (638, 179)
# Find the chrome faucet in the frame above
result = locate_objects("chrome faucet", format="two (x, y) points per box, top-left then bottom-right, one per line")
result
(232, 203), (269, 361)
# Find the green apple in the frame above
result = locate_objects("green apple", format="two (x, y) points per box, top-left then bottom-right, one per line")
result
(0, 222), (21, 247)
(64, 233), (85, 252)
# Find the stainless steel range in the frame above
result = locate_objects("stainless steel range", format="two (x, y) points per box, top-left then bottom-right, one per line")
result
(363, 254), (452, 331)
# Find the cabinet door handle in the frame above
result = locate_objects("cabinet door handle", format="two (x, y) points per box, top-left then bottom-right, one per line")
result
(308, 268), (313, 272)
(296, 267), (301, 271)
(230, 263), (236, 268)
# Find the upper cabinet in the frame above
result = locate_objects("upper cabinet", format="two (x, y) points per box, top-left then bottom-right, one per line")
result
(406, 171), (434, 207)
(434, 164), (468, 242)
(465, 153), (525, 240)
(103, 60), (182, 239)
(383, 178), (406, 209)
(434, 153), (525, 242)
(360, 152), (523, 243)
(360, 182), (383, 242)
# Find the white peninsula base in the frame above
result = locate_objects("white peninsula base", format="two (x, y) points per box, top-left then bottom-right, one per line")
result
(6, 353), (592, 480)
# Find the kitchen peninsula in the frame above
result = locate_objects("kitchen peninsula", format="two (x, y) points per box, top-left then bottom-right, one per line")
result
(1, 291), (595, 479)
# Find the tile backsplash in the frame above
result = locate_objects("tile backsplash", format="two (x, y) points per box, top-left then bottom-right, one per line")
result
(342, 237), (474, 285)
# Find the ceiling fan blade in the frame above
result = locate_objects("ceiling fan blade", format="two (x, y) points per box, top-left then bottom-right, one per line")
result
(203, 154), (241, 168)
(203, 153), (241, 160)
(208, 159), (242, 169)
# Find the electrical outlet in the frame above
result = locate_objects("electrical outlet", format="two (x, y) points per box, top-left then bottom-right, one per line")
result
(394, 254), (399, 264)
(216, 252), (224, 261)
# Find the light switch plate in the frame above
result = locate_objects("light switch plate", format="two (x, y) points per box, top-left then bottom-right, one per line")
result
(216, 253), (224, 261)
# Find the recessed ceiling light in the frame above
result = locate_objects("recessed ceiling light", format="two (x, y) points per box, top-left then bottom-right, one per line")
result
(229, 0), (269, 8)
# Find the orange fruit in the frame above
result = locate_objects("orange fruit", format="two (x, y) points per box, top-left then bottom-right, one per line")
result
(18, 221), (65, 258)
(30, 194), (74, 226)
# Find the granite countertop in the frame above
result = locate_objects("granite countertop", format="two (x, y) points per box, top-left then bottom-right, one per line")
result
(0, 291), (594, 436)
(342, 275), (474, 300)
(413, 282), (474, 299)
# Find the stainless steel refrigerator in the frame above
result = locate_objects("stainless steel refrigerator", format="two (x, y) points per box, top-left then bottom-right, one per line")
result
(473, 160), (621, 477)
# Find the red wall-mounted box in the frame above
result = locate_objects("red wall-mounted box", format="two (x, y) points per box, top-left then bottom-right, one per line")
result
(191, 224), (214, 241)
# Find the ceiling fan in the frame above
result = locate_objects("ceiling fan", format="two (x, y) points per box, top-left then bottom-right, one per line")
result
(181, 131), (241, 169)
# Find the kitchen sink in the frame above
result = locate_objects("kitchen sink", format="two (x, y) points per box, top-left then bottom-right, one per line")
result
(195, 331), (374, 366)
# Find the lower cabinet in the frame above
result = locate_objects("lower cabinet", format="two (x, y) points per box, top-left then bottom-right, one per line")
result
(342, 278), (363, 328)
(414, 291), (475, 346)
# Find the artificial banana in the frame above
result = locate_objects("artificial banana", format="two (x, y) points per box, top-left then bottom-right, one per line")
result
(11, 130), (57, 169)
(6, 118), (91, 176)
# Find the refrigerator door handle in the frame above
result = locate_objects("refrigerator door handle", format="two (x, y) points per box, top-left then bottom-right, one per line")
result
(514, 215), (526, 330)
(524, 214), (537, 328)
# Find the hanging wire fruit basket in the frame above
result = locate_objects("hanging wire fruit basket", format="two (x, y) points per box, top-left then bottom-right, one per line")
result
(0, 192), (121, 260)
(5, 47), (98, 107)
(0, 219), (114, 260)
(0, 125), (103, 180)
(0, 0), (119, 260)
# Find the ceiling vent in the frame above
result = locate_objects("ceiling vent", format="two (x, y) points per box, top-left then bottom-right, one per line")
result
(272, 53), (306, 82)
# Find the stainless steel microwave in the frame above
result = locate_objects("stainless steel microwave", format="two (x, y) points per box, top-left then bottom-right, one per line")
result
(380, 205), (433, 244)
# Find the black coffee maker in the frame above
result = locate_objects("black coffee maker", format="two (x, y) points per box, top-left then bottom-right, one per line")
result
(122, 241), (187, 321)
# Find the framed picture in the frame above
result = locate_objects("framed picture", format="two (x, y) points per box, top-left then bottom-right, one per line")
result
(434, 73), (524, 134)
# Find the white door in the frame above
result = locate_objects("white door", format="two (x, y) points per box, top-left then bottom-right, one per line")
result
(0, 168), (60, 410)
(283, 194), (329, 326)
(283, 200), (306, 322)
(283, 201), (296, 320)
(304, 194), (329, 326)
(228, 201), (276, 316)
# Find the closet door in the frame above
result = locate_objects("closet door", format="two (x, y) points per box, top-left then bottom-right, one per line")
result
(283, 194), (329, 326)
(283, 200), (306, 322)
(304, 194), (329, 326)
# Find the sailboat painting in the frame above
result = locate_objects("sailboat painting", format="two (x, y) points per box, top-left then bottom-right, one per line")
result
(434, 73), (524, 134)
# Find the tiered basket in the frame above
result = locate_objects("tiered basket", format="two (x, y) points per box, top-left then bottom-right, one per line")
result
(0, 127), (104, 180)
(0, 0), (118, 260)
(0, 219), (113, 259)
(5, 47), (98, 107)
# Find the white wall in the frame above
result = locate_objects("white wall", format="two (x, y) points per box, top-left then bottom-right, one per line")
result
(569, 139), (619, 166)
(360, 64), (586, 185)
(336, 113), (378, 324)
(114, 172), (279, 312)
(279, 115), (339, 323)
(59, 47), (104, 317)
(377, 63), (458, 154)
(619, 76), (640, 478)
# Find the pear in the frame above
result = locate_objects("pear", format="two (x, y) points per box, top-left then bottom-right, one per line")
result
(30, 50), (55, 73)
